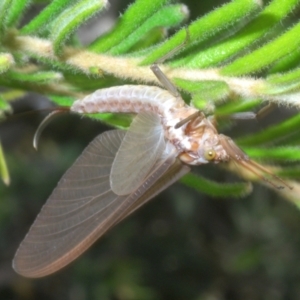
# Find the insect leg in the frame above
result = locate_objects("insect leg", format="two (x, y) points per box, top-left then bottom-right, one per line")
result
(229, 112), (257, 120)
(217, 103), (276, 122)
(175, 111), (204, 129)
(256, 103), (276, 120)
(150, 28), (190, 97)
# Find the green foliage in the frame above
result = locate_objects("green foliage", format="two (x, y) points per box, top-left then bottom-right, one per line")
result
(6, 0), (32, 28)
(0, 0), (300, 202)
(0, 1), (13, 39)
(187, 0), (300, 69)
(89, 0), (171, 52)
(237, 114), (300, 146)
(0, 141), (9, 185)
(221, 20), (300, 76)
(20, 0), (72, 34)
(180, 173), (252, 198)
(108, 4), (189, 55)
(51, 0), (107, 54)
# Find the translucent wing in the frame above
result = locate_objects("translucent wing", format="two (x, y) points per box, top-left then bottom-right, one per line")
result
(113, 157), (190, 227)
(13, 130), (188, 278)
(110, 111), (165, 195)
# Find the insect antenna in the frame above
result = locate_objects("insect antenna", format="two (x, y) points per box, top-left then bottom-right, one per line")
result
(238, 159), (292, 190)
(219, 135), (293, 190)
(33, 107), (69, 150)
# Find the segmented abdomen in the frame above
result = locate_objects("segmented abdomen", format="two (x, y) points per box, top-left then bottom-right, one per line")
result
(71, 85), (183, 116)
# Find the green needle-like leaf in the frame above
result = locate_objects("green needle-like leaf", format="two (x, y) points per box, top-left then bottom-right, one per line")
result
(181, 0), (300, 68)
(262, 81), (300, 96)
(128, 28), (165, 52)
(277, 166), (300, 179)
(1, 90), (25, 102)
(51, 0), (108, 55)
(20, 0), (74, 34)
(174, 79), (230, 105)
(109, 4), (189, 55)
(221, 20), (300, 76)
(49, 95), (75, 107)
(181, 173), (252, 198)
(141, 0), (262, 65)
(90, 0), (171, 52)
(244, 146), (300, 162)
(6, 70), (62, 83)
(237, 114), (300, 146)
(267, 67), (300, 86)
(268, 48), (300, 74)
(0, 141), (10, 186)
(6, 0), (32, 28)
(216, 99), (261, 116)
(0, 0), (12, 38)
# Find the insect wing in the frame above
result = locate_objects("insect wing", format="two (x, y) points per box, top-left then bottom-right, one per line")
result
(110, 111), (165, 195)
(13, 130), (126, 277)
(113, 158), (190, 228)
(13, 130), (185, 278)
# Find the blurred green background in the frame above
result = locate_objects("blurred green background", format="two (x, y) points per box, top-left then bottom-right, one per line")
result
(1, 0), (300, 299)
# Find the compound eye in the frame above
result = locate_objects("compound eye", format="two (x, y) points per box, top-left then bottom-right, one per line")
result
(204, 149), (216, 161)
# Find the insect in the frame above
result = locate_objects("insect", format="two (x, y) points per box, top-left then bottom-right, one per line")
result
(12, 46), (290, 278)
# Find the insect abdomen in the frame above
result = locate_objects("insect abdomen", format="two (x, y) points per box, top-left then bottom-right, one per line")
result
(71, 85), (179, 115)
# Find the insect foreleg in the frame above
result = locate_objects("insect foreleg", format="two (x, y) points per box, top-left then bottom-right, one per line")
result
(150, 28), (190, 98)
(256, 103), (276, 120)
(174, 111), (204, 129)
(150, 64), (179, 98)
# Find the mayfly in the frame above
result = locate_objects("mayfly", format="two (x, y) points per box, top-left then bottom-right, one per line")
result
(13, 46), (291, 278)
